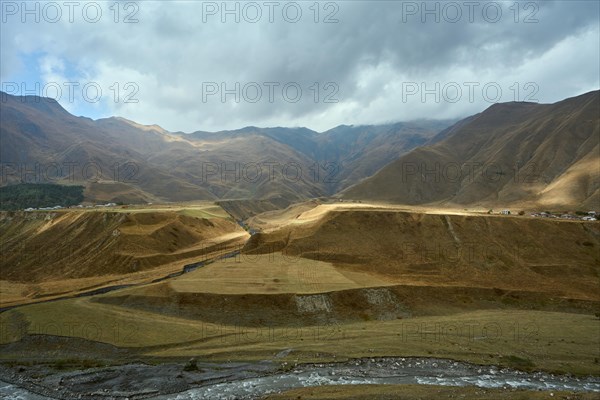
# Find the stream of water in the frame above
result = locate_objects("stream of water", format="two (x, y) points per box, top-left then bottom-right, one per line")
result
(2, 358), (598, 399)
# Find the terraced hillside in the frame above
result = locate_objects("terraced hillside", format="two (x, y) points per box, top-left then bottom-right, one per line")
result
(244, 206), (600, 300)
(0, 204), (248, 307)
(1, 205), (599, 380)
(88, 205), (600, 329)
(0, 204), (599, 389)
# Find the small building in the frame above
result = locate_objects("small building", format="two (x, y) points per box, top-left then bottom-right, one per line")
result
(499, 210), (511, 215)
(560, 214), (577, 219)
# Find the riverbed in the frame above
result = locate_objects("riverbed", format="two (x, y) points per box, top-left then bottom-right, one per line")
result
(1, 357), (599, 399)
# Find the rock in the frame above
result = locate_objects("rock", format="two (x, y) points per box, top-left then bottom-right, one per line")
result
(183, 358), (198, 371)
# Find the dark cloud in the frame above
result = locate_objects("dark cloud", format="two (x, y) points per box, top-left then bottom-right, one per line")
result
(1, 0), (598, 131)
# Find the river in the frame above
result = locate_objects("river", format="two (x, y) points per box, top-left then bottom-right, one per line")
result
(1, 357), (599, 399)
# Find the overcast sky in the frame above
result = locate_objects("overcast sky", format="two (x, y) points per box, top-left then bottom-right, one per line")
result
(1, 0), (598, 132)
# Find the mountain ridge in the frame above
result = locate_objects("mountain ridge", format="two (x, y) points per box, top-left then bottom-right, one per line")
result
(341, 90), (600, 209)
(0, 91), (449, 204)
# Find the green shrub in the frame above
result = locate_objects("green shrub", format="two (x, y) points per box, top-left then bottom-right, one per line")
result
(0, 183), (84, 210)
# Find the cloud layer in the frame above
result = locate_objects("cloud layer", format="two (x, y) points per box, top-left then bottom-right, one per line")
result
(1, 0), (598, 132)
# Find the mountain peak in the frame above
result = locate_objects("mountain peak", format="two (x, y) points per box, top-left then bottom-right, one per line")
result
(106, 116), (171, 135)
(343, 89), (599, 209)
(1, 91), (68, 116)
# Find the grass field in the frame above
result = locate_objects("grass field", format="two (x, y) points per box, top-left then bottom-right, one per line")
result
(168, 253), (394, 294)
(2, 297), (599, 376)
(1, 202), (598, 395)
(0, 203), (247, 307)
(92, 203), (231, 219)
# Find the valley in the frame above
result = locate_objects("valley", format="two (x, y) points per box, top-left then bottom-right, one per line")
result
(0, 201), (598, 398)
(2, 2), (599, 397)
(1, 92), (599, 398)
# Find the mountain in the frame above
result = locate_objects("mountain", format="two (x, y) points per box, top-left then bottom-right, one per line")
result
(313, 121), (451, 191)
(342, 91), (600, 210)
(0, 92), (448, 204)
(0, 94), (214, 203)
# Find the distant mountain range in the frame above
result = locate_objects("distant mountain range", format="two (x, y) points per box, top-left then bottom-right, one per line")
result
(1, 90), (598, 209)
(342, 90), (600, 210)
(0, 92), (448, 204)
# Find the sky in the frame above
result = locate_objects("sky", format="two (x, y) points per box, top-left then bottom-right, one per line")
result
(1, 0), (599, 133)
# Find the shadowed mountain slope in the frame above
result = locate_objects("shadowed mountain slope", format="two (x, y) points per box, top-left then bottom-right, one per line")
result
(342, 91), (600, 209)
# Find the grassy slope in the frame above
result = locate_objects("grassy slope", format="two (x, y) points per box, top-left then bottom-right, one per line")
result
(1, 204), (598, 378)
(244, 206), (600, 300)
(0, 204), (248, 307)
(342, 91), (600, 209)
(1, 303), (599, 375)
